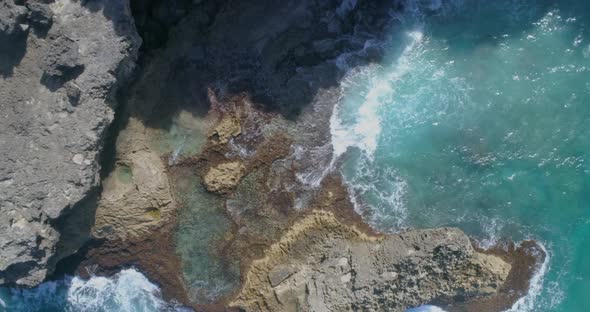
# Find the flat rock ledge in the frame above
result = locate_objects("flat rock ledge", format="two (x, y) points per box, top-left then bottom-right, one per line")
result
(231, 211), (511, 312)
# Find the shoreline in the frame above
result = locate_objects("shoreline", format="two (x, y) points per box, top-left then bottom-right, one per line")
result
(71, 95), (546, 311)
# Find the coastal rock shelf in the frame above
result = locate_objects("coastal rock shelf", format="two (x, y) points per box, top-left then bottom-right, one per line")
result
(0, 0), (549, 311)
(232, 211), (511, 312)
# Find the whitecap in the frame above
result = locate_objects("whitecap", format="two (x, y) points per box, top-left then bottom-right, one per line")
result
(336, 0), (357, 17)
(330, 30), (425, 162)
(5, 268), (179, 312)
(67, 268), (165, 311)
(406, 305), (448, 312)
(504, 242), (551, 312)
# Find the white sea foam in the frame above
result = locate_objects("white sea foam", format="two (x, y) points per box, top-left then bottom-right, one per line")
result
(479, 217), (502, 249)
(295, 143), (336, 188)
(406, 305), (448, 312)
(0, 297), (5, 308)
(67, 269), (165, 311)
(504, 242), (551, 312)
(5, 268), (182, 312)
(328, 29), (425, 230)
(330, 30), (425, 161)
(169, 140), (185, 166)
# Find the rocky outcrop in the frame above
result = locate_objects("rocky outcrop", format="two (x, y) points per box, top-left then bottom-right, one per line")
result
(203, 161), (245, 194)
(11, 1), (543, 311)
(210, 114), (241, 145)
(93, 118), (175, 240)
(231, 211), (511, 312)
(0, 0), (140, 286)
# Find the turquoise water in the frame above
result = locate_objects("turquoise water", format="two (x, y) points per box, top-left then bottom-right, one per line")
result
(334, 1), (590, 311)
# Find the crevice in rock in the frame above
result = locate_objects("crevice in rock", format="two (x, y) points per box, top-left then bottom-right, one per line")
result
(48, 189), (100, 280)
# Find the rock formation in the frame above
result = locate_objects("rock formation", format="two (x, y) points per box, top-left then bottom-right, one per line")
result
(231, 211), (511, 312)
(93, 118), (175, 240)
(203, 161), (246, 194)
(0, 0), (139, 286)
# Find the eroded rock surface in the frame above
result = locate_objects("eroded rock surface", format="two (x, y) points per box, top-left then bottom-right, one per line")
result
(93, 118), (175, 240)
(0, 0), (140, 286)
(231, 211), (511, 312)
(203, 161), (245, 194)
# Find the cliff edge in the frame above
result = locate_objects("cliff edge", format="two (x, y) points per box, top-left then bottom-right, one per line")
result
(0, 0), (140, 286)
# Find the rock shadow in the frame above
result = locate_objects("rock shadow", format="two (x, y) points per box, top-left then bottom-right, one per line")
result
(0, 0), (28, 78)
(0, 31), (27, 78)
(48, 190), (99, 279)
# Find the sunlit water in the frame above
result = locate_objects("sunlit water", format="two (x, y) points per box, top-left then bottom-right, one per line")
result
(333, 0), (590, 311)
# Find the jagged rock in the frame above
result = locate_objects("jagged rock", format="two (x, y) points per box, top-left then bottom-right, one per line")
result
(41, 34), (84, 89)
(0, 0), (27, 36)
(0, 0), (27, 35)
(210, 114), (241, 145)
(25, 1), (53, 32)
(0, 0), (140, 286)
(231, 211), (511, 312)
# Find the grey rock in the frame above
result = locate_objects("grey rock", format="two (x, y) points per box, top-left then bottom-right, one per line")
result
(26, 1), (53, 32)
(0, 0), (140, 286)
(268, 265), (298, 287)
(0, 0), (27, 36)
(41, 35), (84, 89)
(232, 212), (511, 312)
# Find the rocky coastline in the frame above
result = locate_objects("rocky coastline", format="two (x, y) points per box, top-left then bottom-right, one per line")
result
(0, 0), (546, 311)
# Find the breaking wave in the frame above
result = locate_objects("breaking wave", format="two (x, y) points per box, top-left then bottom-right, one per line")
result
(1, 269), (188, 312)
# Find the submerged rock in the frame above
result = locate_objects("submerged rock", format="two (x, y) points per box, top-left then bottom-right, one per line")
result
(0, 0), (140, 286)
(231, 211), (511, 312)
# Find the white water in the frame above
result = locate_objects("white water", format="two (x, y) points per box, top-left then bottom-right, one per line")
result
(1, 269), (186, 312)
(407, 306), (448, 312)
(504, 242), (551, 312)
(330, 30), (426, 161)
(329, 0), (562, 311)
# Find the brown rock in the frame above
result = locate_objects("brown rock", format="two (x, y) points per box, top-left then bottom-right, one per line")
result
(210, 114), (241, 145)
(203, 161), (245, 194)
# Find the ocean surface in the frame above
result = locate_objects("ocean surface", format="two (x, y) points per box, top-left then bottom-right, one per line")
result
(2, 0), (590, 311)
(333, 0), (590, 311)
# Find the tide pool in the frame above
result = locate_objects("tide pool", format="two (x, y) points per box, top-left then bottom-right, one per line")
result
(334, 0), (590, 311)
